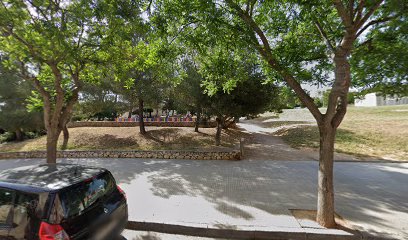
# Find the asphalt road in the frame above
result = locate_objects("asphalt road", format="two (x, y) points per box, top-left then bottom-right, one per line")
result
(0, 158), (406, 239)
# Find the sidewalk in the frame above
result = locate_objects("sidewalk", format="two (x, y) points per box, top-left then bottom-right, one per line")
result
(122, 230), (224, 240)
(121, 171), (352, 238)
(0, 158), (406, 239)
(113, 159), (406, 239)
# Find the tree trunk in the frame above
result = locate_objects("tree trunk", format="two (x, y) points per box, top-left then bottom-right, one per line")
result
(128, 106), (133, 118)
(46, 130), (60, 164)
(316, 124), (337, 228)
(215, 117), (223, 146)
(139, 98), (146, 135)
(195, 111), (201, 132)
(15, 129), (23, 141)
(62, 124), (69, 150)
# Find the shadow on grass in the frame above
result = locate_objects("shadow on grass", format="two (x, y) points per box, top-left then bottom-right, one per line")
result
(146, 128), (181, 144)
(73, 133), (139, 150)
(274, 125), (397, 161)
(0, 138), (45, 152)
(145, 128), (231, 150)
(257, 121), (312, 129)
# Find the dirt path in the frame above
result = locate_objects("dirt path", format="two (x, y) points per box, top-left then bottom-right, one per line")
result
(238, 117), (359, 161)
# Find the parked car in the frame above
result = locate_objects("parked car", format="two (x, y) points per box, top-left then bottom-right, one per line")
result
(0, 164), (128, 240)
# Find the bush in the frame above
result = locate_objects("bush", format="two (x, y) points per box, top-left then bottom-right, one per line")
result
(0, 132), (16, 143)
(314, 97), (323, 108)
(322, 90), (355, 106)
(347, 92), (356, 104)
(0, 130), (45, 143)
(24, 131), (46, 139)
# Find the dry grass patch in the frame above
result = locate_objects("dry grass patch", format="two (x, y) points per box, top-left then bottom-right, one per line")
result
(0, 126), (244, 152)
(275, 105), (408, 161)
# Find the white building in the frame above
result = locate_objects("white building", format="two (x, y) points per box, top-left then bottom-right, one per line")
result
(355, 93), (408, 107)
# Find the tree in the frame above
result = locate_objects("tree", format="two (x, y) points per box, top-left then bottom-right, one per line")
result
(150, 0), (406, 227)
(174, 59), (210, 132)
(205, 66), (279, 146)
(76, 78), (127, 121)
(98, 0), (179, 135)
(107, 40), (175, 135)
(197, 47), (279, 145)
(174, 49), (279, 145)
(0, 60), (43, 140)
(0, 0), (101, 163)
(219, 0), (406, 227)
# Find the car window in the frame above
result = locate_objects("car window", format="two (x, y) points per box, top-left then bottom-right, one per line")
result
(59, 172), (115, 218)
(0, 188), (38, 228)
(7, 192), (39, 239)
(0, 188), (15, 225)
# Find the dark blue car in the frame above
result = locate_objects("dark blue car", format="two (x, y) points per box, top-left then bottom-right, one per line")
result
(0, 164), (128, 240)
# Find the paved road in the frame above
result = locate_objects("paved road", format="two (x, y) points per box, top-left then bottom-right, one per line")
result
(0, 158), (406, 239)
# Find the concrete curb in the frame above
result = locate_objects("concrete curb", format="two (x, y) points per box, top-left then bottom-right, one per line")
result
(0, 149), (241, 161)
(126, 221), (358, 240)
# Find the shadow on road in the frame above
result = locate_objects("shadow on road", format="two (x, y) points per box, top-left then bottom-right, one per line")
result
(0, 158), (406, 239)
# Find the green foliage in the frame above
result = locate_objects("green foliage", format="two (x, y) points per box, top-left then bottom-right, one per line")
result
(0, 0), (103, 136)
(173, 59), (210, 115)
(351, 5), (408, 96)
(347, 92), (356, 105)
(314, 98), (323, 108)
(75, 80), (127, 121)
(322, 90), (330, 107)
(0, 132), (16, 143)
(207, 73), (279, 120)
(96, 1), (179, 114)
(0, 61), (43, 136)
(277, 87), (302, 109)
(151, 0), (407, 105)
(322, 91), (355, 106)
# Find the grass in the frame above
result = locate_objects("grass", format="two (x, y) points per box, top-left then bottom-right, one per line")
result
(274, 105), (408, 161)
(0, 127), (244, 152)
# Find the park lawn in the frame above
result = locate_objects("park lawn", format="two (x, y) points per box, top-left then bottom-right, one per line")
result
(276, 105), (408, 161)
(0, 127), (244, 152)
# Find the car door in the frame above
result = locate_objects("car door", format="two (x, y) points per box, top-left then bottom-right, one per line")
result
(56, 172), (125, 240)
(0, 187), (15, 239)
(0, 188), (40, 240)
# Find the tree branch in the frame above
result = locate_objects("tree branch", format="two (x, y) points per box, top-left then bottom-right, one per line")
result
(315, 21), (336, 52)
(333, 0), (353, 30)
(19, 62), (52, 128)
(331, 95), (348, 128)
(348, 0), (355, 22)
(60, 72), (81, 127)
(49, 63), (65, 129)
(0, 27), (47, 62)
(354, 0), (365, 22)
(26, 0), (51, 22)
(225, 0), (323, 122)
(356, 14), (399, 38)
(355, 0), (384, 30)
(249, 0), (257, 17)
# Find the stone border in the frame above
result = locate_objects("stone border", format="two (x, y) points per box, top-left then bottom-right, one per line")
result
(67, 121), (217, 128)
(0, 149), (241, 160)
(126, 221), (357, 240)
